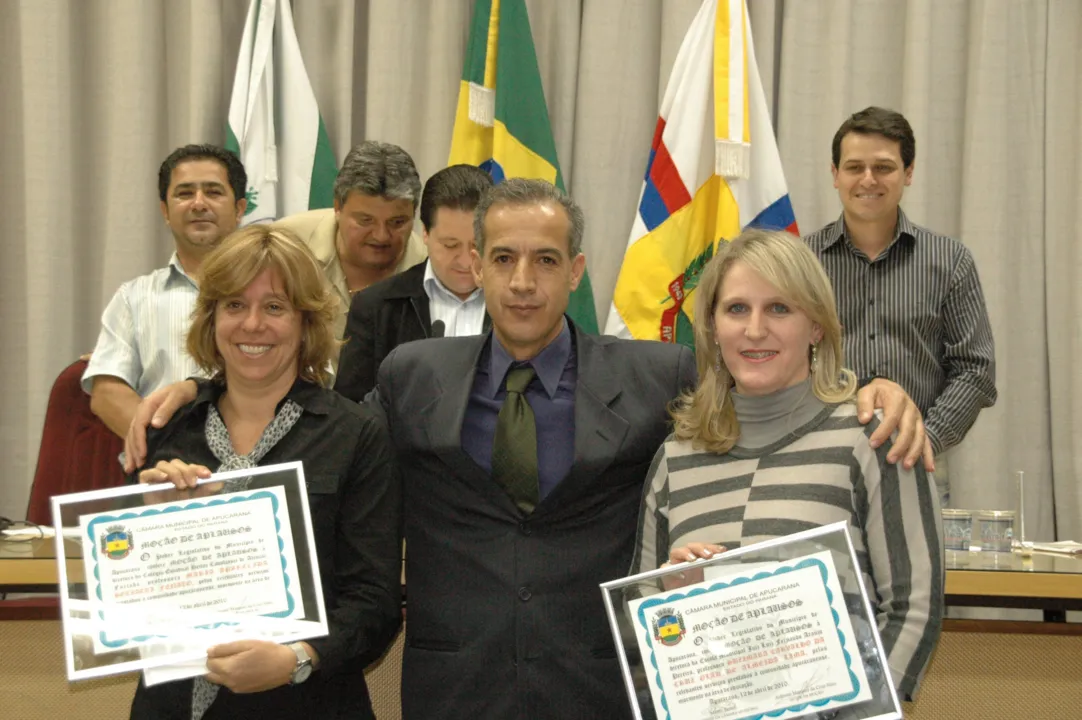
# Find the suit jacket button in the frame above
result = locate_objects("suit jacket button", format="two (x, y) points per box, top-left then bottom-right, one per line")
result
(517, 586), (532, 601)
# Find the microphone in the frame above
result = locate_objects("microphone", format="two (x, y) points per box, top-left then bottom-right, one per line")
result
(430, 320), (446, 338)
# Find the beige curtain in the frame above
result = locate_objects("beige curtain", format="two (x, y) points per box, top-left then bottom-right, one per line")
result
(774, 0), (1082, 545)
(2, 0), (1079, 548)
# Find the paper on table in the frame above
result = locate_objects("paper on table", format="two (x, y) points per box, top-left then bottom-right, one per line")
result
(1028, 540), (1082, 555)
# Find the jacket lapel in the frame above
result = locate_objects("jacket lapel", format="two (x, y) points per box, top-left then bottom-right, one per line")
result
(538, 328), (629, 513)
(395, 260), (490, 338)
(420, 333), (519, 512)
(406, 277), (430, 337)
(383, 262), (433, 337)
(308, 213), (351, 336)
(410, 295), (433, 336)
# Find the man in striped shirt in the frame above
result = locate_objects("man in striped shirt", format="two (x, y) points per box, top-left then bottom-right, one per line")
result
(805, 107), (997, 481)
(82, 145), (247, 438)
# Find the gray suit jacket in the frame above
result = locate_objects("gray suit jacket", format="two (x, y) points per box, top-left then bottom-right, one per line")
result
(369, 321), (696, 720)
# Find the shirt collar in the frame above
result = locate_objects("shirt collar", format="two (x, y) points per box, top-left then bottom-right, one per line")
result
(808, 216), (848, 252)
(815, 208), (916, 254)
(193, 376), (331, 416)
(486, 316), (572, 400)
(894, 207), (917, 240)
(422, 260), (483, 305)
(167, 252), (199, 289)
(305, 211), (341, 267)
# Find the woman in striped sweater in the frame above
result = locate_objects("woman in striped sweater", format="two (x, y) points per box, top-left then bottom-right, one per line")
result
(631, 229), (943, 700)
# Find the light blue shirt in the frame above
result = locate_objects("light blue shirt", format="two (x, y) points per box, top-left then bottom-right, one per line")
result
(422, 260), (486, 338)
(82, 254), (208, 395)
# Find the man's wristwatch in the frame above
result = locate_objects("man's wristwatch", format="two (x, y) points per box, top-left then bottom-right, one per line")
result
(288, 642), (313, 685)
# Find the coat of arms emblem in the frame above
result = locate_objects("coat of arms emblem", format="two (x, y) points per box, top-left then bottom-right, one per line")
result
(652, 607), (686, 647)
(100, 525), (134, 560)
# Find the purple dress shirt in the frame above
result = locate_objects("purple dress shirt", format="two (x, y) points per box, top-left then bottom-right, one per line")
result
(461, 317), (577, 502)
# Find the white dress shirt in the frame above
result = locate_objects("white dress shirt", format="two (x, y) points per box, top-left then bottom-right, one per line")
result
(422, 261), (486, 338)
(82, 253), (207, 395)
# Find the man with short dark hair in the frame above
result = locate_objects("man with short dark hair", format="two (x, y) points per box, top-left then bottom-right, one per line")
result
(83, 144), (247, 437)
(274, 140), (428, 348)
(805, 106), (997, 490)
(334, 164), (494, 402)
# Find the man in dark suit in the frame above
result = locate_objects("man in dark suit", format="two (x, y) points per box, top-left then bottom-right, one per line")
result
(369, 177), (696, 719)
(335, 165), (494, 402)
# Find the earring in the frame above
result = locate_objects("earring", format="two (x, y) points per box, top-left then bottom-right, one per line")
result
(810, 344), (819, 374)
(714, 346), (722, 374)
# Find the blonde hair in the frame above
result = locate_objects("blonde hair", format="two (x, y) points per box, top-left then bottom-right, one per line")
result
(187, 225), (339, 386)
(671, 228), (856, 453)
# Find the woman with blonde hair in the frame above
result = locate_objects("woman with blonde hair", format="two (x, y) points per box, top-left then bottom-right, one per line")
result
(129, 225), (401, 720)
(630, 228), (943, 700)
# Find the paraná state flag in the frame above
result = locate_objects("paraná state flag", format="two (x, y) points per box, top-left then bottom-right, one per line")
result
(226, 0), (336, 225)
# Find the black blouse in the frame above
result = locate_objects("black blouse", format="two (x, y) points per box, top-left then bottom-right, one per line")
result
(129, 379), (402, 720)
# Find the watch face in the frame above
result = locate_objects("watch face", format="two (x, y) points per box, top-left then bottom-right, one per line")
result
(292, 663), (313, 684)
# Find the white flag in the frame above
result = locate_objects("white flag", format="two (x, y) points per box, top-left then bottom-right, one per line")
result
(226, 0), (336, 225)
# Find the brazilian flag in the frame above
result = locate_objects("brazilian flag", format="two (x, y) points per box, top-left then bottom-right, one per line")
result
(448, 0), (598, 333)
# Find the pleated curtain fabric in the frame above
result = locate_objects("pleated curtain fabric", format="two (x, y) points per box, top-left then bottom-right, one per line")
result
(1, 0), (1080, 562)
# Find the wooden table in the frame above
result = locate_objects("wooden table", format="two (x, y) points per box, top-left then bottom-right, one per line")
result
(9, 542), (1081, 601)
(5, 539), (1082, 718)
(943, 549), (1082, 629)
(0, 536), (84, 595)
(6, 538), (1082, 623)
(0, 536), (405, 720)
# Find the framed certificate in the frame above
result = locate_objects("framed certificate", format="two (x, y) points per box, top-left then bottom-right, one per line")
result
(600, 522), (902, 720)
(50, 461), (328, 682)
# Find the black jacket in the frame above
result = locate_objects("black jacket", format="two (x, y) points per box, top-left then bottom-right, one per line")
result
(369, 323), (697, 719)
(129, 379), (402, 720)
(335, 261), (490, 402)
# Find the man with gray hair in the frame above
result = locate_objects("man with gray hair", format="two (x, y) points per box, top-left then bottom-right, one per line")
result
(274, 140), (428, 349)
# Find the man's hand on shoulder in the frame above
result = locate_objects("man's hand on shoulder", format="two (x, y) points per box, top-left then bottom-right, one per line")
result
(855, 378), (935, 472)
(123, 379), (200, 472)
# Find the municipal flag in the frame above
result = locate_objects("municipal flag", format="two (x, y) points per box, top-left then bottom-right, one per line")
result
(604, 0), (798, 345)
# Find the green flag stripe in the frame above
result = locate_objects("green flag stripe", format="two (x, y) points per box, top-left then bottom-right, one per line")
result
(224, 125), (240, 156)
(463, 0), (493, 85)
(570, 274), (599, 334)
(463, 0), (597, 332)
(309, 116), (337, 209)
(492, 0), (561, 181)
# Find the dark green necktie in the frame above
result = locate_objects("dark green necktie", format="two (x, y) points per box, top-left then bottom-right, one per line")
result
(491, 365), (539, 513)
